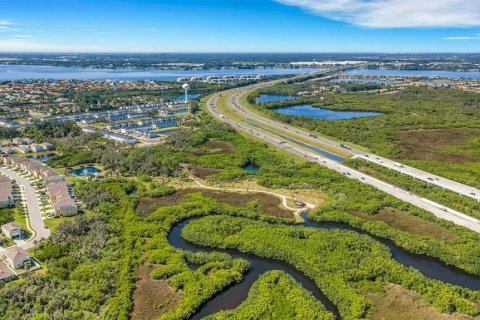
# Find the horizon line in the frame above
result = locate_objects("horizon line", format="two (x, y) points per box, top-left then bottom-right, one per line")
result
(0, 51), (480, 55)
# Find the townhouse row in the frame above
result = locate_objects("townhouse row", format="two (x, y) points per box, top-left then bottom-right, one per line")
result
(0, 174), (14, 209)
(2, 156), (77, 217)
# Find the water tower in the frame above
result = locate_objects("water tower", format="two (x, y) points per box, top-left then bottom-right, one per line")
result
(182, 83), (190, 103)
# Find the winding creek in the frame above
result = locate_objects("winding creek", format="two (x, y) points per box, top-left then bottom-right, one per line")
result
(168, 214), (480, 320)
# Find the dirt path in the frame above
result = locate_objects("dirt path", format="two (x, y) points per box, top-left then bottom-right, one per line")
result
(192, 178), (315, 221)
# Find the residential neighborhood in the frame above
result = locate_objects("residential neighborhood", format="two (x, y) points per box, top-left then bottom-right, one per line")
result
(0, 138), (55, 155)
(2, 155), (77, 217)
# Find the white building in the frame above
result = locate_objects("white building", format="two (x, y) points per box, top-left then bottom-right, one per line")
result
(3, 247), (31, 269)
(1, 222), (22, 239)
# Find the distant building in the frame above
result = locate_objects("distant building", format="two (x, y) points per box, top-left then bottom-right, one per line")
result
(1, 222), (22, 239)
(16, 145), (31, 154)
(0, 147), (15, 155)
(3, 247), (31, 269)
(0, 119), (22, 129)
(12, 138), (26, 146)
(40, 142), (55, 151)
(30, 144), (44, 153)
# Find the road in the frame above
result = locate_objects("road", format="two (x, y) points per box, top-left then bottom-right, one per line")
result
(354, 154), (480, 202)
(0, 167), (51, 250)
(207, 86), (480, 233)
(226, 81), (480, 203)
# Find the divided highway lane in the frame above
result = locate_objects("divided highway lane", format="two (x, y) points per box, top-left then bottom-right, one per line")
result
(207, 92), (480, 233)
(230, 83), (480, 203)
(354, 154), (480, 202)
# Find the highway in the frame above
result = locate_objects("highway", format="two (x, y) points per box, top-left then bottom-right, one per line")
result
(0, 167), (50, 250)
(354, 154), (480, 202)
(227, 79), (480, 203)
(207, 83), (480, 233)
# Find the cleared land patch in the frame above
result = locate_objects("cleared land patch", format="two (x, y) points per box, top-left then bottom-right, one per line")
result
(189, 140), (236, 156)
(396, 128), (480, 163)
(131, 265), (182, 320)
(351, 208), (457, 244)
(136, 188), (293, 219)
(190, 166), (223, 179)
(368, 283), (477, 320)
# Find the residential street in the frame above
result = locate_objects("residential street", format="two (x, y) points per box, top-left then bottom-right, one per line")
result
(0, 167), (50, 250)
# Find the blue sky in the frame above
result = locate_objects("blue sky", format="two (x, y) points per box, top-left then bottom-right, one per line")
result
(1, 0), (480, 52)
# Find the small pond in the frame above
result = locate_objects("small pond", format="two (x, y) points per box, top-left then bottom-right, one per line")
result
(71, 166), (102, 177)
(257, 94), (298, 103)
(275, 105), (382, 120)
(243, 164), (260, 173)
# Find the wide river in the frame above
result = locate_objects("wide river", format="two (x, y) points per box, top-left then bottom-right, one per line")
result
(0, 65), (318, 81)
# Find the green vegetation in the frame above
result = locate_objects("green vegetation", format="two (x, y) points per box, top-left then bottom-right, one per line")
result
(183, 215), (480, 319)
(25, 120), (81, 141)
(2, 101), (480, 320)
(0, 179), (137, 319)
(346, 158), (480, 218)
(0, 127), (20, 139)
(0, 207), (16, 225)
(205, 270), (334, 320)
(42, 113), (480, 276)
(136, 191), (293, 319)
(249, 86), (480, 186)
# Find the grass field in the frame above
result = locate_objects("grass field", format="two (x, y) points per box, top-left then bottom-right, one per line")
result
(350, 208), (457, 244)
(396, 128), (480, 163)
(136, 188), (294, 219)
(368, 284), (474, 320)
(189, 140), (237, 156)
(131, 265), (183, 320)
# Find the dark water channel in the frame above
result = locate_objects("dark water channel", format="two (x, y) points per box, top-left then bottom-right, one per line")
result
(168, 214), (480, 319)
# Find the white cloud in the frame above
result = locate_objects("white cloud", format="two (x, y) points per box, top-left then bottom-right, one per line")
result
(0, 20), (19, 32)
(275, 0), (480, 28)
(0, 20), (15, 26)
(444, 33), (480, 40)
